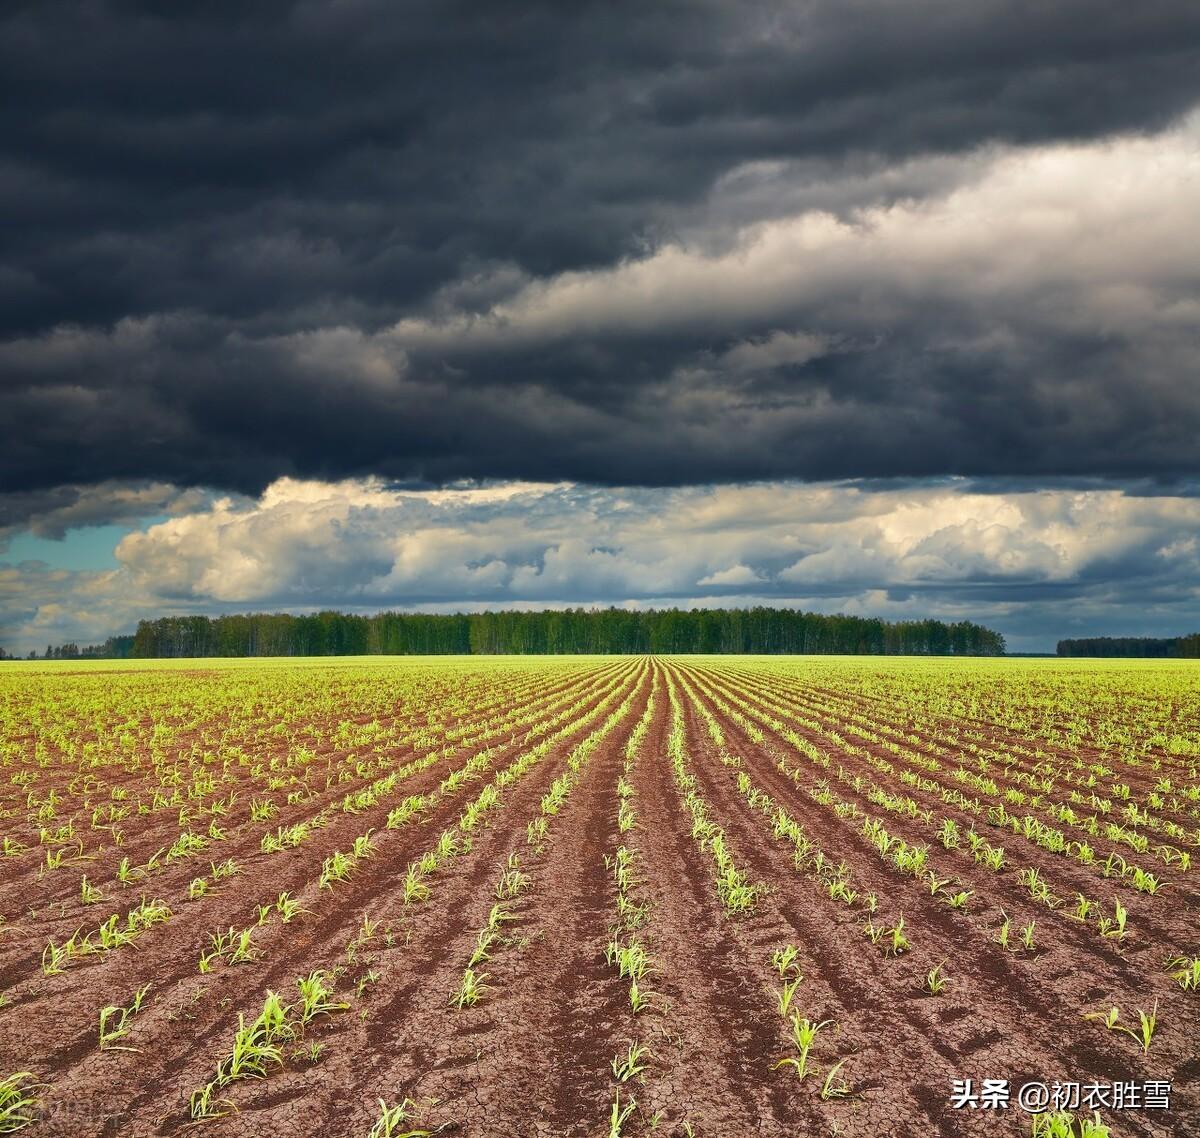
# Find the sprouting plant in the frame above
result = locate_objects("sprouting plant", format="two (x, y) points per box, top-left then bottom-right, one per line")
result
(1083, 999), (1158, 1053)
(1167, 955), (1200, 991)
(772, 944), (801, 978)
(1131, 868), (1164, 895)
(611, 1040), (651, 1082)
(1031, 1111), (1110, 1138)
(1133, 1000), (1158, 1054)
(352, 830), (375, 859)
(1071, 894), (1095, 922)
(0, 1072), (44, 1131)
(296, 971), (348, 1025)
(450, 968), (489, 1009)
(884, 916), (909, 956)
(924, 962), (947, 996)
(187, 877), (208, 901)
(319, 849), (354, 890)
(368, 1097), (432, 1138)
(98, 984), (151, 1050)
(607, 1091), (637, 1138)
(819, 1057), (852, 1100)
(772, 1014), (831, 1080)
(628, 978), (651, 1014)
(495, 853), (530, 899)
(1019, 920), (1037, 951)
(275, 892), (308, 922)
(227, 927), (258, 964)
(188, 1080), (231, 1121)
(403, 864), (430, 904)
(80, 875), (104, 905)
(41, 931), (81, 976)
(995, 913), (1012, 950)
(944, 890), (971, 910)
(1098, 900), (1128, 940)
(775, 975), (803, 1017)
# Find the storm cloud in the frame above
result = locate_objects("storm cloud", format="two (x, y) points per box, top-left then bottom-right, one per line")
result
(3, 1), (1200, 495)
(4, 2), (1200, 653)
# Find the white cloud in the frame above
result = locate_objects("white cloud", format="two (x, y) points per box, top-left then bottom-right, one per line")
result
(7, 476), (1200, 653)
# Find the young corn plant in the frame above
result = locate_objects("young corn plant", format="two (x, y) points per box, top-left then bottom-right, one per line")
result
(775, 975), (803, 1017)
(368, 1097), (432, 1138)
(610, 1040), (651, 1083)
(296, 971), (348, 1025)
(1083, 1000), (1158, 1053)
(98, 984), (151, 1051)
(1031, 1110), (1111, 1137)
(772, 945), (801, 977)
(1167, 955), (1200, 991)
(607, 1092), (637, 1138)
(883, 916), (910, 957)
(80, 875), (105, 905)
(1098, 901), (1128, 941)
(924, 962), (947, 996)
(819, 1057), (853, 1100)
(450, 968), (489, 1009)
(0, 1072), (43, 1132)
(772, 1014), (831, 1081)
(275, 892), (309, 922)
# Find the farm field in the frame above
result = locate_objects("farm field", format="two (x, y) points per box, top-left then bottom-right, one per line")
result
(0, 656), (1198, 1138)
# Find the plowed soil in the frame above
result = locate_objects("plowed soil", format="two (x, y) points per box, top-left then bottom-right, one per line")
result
(1, 656), (1197, 1138)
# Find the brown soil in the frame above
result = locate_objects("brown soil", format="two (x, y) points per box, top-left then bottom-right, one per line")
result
(1, 659), (1196, 1138)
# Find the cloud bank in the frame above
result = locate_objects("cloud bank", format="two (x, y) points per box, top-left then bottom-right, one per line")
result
(5, 478), (1200, 653)
(3, 2), (1200, 652)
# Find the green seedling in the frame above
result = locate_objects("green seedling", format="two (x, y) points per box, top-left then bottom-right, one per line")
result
(0, 1072), (43, 1132)
(607, 1092), (637, 1138)
(775, 975), (802, 1017)
(1098, 900), (1128, 940)
(1167, 955), (1200, 991)
(771, 945), (801, 977)
(884, 916), (910, 956)
(275, 892), (309, 922)
(369, 1097), (432, 1138)
(80, 876), (104, 905)
(772, 1015), (831, 1080)
(924, 962), (947, 996)
(450, 968), (489, 1008)
(1083, 999), (1158, 1053)
(819, 1057), (853, 1100)
(610, 1040), (651, 1082)
(1031, 1109), (1111, 1137)
(98, 984), (150, 1050)
(297, 971), (348, 1025)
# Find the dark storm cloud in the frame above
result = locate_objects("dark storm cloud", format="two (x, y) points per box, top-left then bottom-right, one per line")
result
(2, 0), (1200, 499)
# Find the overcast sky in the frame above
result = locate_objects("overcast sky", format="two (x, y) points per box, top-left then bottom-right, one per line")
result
(3, 1), (1200, 654)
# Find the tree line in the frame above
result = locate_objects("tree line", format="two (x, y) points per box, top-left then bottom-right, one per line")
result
(1057, 635), (1200, 658)
(99, 608), (1008, 658)
(2, 636), (135, 661)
